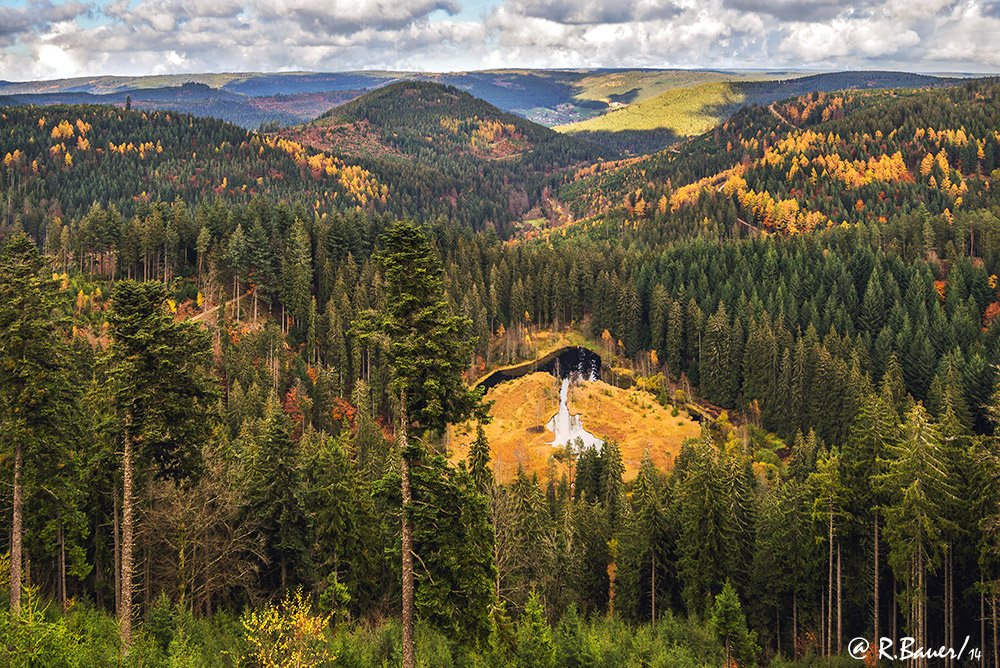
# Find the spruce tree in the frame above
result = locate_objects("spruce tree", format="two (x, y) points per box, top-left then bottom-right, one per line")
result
(106, 279), (217, 653)
(360, 221), (483, 668)
(0, 234), (75, 616)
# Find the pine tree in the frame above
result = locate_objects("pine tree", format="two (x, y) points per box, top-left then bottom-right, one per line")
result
(677, 440), (730, 613)
(469, 421), (493, 493)
(649, 283), (669, 357)
(877, 404), (956, 668)
(106, 279), (217, 653)
(843, 392), (899, 645)
(0, 234), (75, 616)
(359, 221), (483, 668)
(666, 298), (684, 379)
(517, 590), (555, 668)
(247, 407), (313, 592)
(711, 580), (759, 668)
(809, 446), (849, 656)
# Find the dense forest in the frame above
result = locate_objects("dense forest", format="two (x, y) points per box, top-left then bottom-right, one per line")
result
(1, 77), (1000, 668)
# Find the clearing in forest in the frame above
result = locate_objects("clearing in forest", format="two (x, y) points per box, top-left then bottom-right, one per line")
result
(448, 372), (700, 482)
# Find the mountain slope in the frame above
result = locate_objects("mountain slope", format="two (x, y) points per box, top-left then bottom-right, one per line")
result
(0, 69), (804, 131)
(558, 71), (964, 155)
(557, 78), (1000, 245)
(271, 81), (614, 235)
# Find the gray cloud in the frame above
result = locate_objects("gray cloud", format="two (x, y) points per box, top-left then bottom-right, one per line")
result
(252, 0), (461, 34)
(0, 0), (998, 80)
(0, 0), (91, 37)
(509, 0), (682, 24)
(724, 0), (861, 21)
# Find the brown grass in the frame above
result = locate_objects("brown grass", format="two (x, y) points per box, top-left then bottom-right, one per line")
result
(449, 372), (563, 482)
(568, 380), (700, 479)
(449, 372), (700, 483)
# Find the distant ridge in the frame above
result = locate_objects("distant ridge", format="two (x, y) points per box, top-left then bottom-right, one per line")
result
(559, 70), (966, 154)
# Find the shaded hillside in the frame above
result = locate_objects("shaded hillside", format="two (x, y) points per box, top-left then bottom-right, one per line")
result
(0, 83), (368, 130)
(0, 91), (603, 237)
(559, 71), (964, 155)
(0, 68), (806, 131)
(275, 81), (614, 235)
(317, 81), (607, 164)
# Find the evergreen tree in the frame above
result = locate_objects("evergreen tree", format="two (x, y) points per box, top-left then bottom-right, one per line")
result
(0, 234), (75, 616)
(246, 407), (312, 593)
(711, 579), (759, 668)
(516, 590), (555, 668)
(106, 279), (217, 653)
(359, 221), (483, 668)
(877, 404), (956, 668)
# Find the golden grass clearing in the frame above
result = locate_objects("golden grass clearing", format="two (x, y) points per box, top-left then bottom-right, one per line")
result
(568, 380), (701, 479)
(450, 372), (563, 482)
(557, 82), (746, 137)
(449, 371), (700, 483)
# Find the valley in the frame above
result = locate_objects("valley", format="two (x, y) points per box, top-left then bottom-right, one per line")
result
(2, 68), (1000, 668)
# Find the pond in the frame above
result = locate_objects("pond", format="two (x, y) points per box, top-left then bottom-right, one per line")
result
(477, 346), (604, 452)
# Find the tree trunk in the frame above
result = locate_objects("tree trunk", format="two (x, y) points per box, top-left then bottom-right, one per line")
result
(828, 512), (834, 658)
(982, 586), (986, 668)
(10, 439), (23, 615)
(918, 549), (925, 668)
(777, 606), (781, 657)
(59, 523), (67, 615)
(121, 432), (135, 655)
(992, 593), (997, 668)
(651, 548), (656, 622)
(400, 392), (415, 668)
(821, 587), (826, 659)
(95, 519), (103, 610)
(114, 481), (121, 616)
(837, 541), (842, 655)
(793, 591), (798, 661)
(945, 546), (950, 668)
(893, 579), (898, 659)
(874, 510), (880, 647)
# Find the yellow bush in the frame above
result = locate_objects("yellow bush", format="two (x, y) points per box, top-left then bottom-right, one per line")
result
(242, 588), (334, 668)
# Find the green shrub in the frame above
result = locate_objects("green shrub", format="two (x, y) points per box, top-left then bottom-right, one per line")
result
(0, 587), (81, 668)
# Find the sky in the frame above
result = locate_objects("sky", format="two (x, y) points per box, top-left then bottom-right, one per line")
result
(1, 0), (998, 81)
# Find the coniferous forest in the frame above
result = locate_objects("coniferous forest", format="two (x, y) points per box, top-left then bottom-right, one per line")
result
(1, 76), (1000, 668)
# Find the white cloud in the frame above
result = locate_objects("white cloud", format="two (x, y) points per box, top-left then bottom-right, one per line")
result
(0, 0), (996, 79)
(780, 18), (921, 60)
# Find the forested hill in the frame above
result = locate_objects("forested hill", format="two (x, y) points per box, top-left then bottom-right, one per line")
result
(560, 78), (1000, 241)
(4, 71), (1000, 668)
(272, 81), (613, 235)
(300, 81), (612, 170)
(559, 70), (963, 155)
(0, 92), (590, 238)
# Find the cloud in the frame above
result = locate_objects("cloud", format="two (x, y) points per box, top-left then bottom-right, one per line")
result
(723, 0), (863, 22)
(252, 0), (461, 34)
(504, 0), (681, 25)
(779, 18), (920, 61)
(0, 0), (91, 38)
(0, 0), (997, 80)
